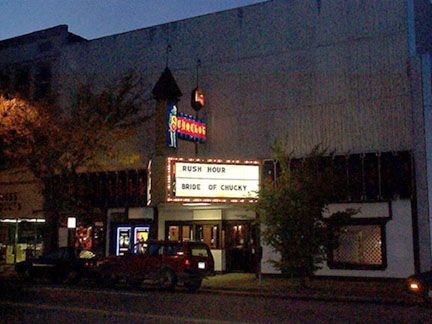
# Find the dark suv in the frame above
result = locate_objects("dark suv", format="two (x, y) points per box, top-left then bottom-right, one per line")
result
(98, 240), (214, 291)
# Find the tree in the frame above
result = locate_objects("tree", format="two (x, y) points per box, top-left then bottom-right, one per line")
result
(0, 74), (152, 250)
(255, 140), (356, 284)
(0, 74), (151, 178)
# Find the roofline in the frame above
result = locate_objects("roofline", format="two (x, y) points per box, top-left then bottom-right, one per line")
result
(89, 0), (271, 42)
(0, 25), (87, 49)
(0, 1), (270, 48)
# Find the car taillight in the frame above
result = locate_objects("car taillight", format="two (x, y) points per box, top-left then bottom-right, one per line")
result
(184, 259), (191, 267)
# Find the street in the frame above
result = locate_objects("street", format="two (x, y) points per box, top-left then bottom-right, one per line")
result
(0, 282), (431, 323)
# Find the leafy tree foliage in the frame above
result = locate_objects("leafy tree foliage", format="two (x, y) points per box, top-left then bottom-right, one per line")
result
(0, 75), (151, 250)
(255, 141), (356, 281)
(0, 74), (150, 178)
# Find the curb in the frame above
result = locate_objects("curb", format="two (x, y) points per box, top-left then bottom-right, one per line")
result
(200, 287), (424, 307)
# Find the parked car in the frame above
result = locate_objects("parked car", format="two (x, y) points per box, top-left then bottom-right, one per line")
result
(97, 240), (215, 291)
(15, 247), (98, 284)
(407, 271), (432, 303)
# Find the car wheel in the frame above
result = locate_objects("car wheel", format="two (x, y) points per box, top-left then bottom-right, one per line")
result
(158, 269), (176, 291)
(184, 279), (202, 292)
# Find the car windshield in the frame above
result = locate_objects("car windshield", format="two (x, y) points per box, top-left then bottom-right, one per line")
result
(43, 248), (70, 260)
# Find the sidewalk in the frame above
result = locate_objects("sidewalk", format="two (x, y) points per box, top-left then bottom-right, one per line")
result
(0, 265), (424, 306)
(201, 273), (424, 306)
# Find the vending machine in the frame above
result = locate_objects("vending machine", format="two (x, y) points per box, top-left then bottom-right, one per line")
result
(115, 225), (149, 256)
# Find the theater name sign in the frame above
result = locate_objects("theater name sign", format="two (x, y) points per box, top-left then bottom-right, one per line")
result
(166, 158), (260, 203)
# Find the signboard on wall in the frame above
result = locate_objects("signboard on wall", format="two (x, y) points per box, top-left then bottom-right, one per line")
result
(0, 183), (43, 220)
(177, 113), (206, 143)
(166, 103), (207, 149)
(166, 158), (260, 203)
(0, 192), (21, 213)
(166, 102), (178, 148)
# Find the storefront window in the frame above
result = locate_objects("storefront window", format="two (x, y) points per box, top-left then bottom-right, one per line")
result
(167, 225), (192, 241)
(0, 220), (45, 264)
(196, 224), (219, 249)
(73, 216), (104, 257)
(75, 225), (93, 251)
(181, 225), (190, 241)
(329, 222), (386, 270)
(168, 226), (179, 241)
(166, 222), (219, 248)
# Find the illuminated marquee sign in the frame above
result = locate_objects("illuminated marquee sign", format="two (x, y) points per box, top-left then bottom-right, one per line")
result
(166, 158), (260, 203)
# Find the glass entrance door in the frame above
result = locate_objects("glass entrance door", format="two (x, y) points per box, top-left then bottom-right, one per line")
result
(224, 222), (258, 273)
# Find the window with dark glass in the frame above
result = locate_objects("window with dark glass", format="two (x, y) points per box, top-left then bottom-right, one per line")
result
(364, 153), (379, 200)
(127, 170), (138, 206)
(264, 151), (412, 203)
(397, 151), (412, 199)
(46, 169), (147, 209)
(136, 170), (147, 206)
(380, 152), (412, 200)
(116, 171), (127, 207)
(348, 154), (363, 201)
(331, 155), (348, 202)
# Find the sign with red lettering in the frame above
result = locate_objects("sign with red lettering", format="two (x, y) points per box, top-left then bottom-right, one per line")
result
(191, 87), (205, 111)
(177, 113), (206, 143)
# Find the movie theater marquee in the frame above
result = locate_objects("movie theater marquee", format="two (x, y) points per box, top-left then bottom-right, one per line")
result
(167, 158), (260, 202)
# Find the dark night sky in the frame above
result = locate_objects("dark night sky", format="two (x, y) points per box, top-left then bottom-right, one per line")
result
(0, 0), (267, 41)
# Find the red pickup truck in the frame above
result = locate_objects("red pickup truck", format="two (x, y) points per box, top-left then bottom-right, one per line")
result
(98, 240), (215, 291)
